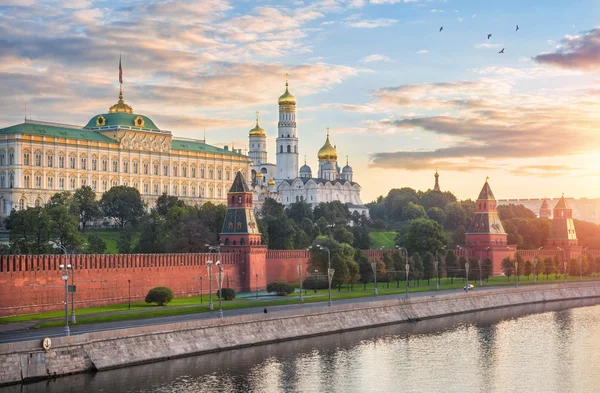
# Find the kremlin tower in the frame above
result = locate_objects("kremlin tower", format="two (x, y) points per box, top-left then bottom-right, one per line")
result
(546, 194), (580, 259)
(539, 198), (552, 219)
(275, 74), (299, 183)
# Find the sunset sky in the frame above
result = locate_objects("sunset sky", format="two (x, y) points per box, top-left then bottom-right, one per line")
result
(1, 0), (600, 202)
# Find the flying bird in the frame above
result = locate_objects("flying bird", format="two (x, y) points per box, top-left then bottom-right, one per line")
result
(498, 48), (505, 54)
(516, 24), (519, 31)
(439, 26), (443, 32)
(487, 34), (492, 39)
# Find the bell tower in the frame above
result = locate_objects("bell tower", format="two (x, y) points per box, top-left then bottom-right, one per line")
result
(276, 74), (299, 183)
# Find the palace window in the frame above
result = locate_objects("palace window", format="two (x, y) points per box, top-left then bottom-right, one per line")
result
(226, 170), (230, 181)
(48, 177), (54, 189)
(19, 199), (25, 211)
(182, 166), (187, 178)
(92, 158), (97, 171)
(0, 175), (4, 188)
(133, 181), (139, 190)
(35, 199), (41, 207)
(81, 178), (87, 187)
(70, 156), (76, 169)
(112, 180), (118, 187)
(182, 185), (187, 197)
(200, 186), (204, 197)
(1, 199), (6, 214)
(153, 163), (159, 176)
(143, 163), (149, 175)
(102, 159), (108, 171)
(81, 157), (87, 170)
(209, 168), (213, 179)
(192, 167), (196, 178)
(133, 161), (138, 174)
(173, 166), (178, 177)
(92, 180), (97, 191)
(143, 183), (149, 195)
(24, 153), (30, 166)
(47, 155), (53, 168)
(200, 167), (205, 178)
(163, 184), (168, 195)
(217, 168), (222, 180)
(35, 175), (41, 189)
(112, 159), (118, 172)
(9, 173), (13, 188)
(58, 155), (65, 169)
(9, 152), (14, 165)
(173, 185), (178, 196)
(218, 188), (222, 198)
(23, 175), (30, 188)
(123, 161), (129, 173)
(163, 164), (168, 176)
(102, 180), (108, 192)
(0, 152), (4, 166)
(192, 187), (196, 197)
(154, 183), (159, 195)
(35, 153), (42, 166)
(59, 177), (65, 190)
(70, 178), (76, 190)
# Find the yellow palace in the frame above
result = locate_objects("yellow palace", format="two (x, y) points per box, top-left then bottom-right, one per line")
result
(0, 88), (250, 215)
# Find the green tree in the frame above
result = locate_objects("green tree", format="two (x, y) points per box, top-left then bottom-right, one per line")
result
(100, 186), (146, 229)
(444, 202), (466, 230)
(452, 225), (467, 246)
(309, 237), (357, 288)
(397, 218), (447, 256)
(543, 257), (555, 280)
(135, 211), (168, 253)
(86, 233), (106, 254)
(145, 286), (173, 306)
(457, 256), (467, 279)
(47, 204), (83, 252)
(169, 215), (214, 253)
(47, 191), (79, 215)
(73, 186), (101, 232)
(390, 251), (406, 287)
(426, 207), (447, 227)
(411, 252), (424, 286)
(7, 207), (52, 254)
(501, 257), (514, 281)
(524, 260), (533, 280)
(332, 225), (354, 245)
(313, 201), (351, 226)
(293, 229), (311, 250)
(154, 194), (186, 217)
(355, 249), (372, 289)
(384, 187), (419, 221)
(553, 255), (561, 279)
(482, 258), (493, 281)
(264, 216), (296, 249)
(350, 226), (371, 249)
(287, 201), (313, 224)
(401, 202), (427, 221)
(422, 252), (435, 285)
(315, 216), (331, 237)
(117, 232), (133, 254)
(445, 250), (458, 284)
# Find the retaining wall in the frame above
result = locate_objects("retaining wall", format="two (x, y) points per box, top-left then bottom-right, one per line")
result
(1, 283), (600, 386)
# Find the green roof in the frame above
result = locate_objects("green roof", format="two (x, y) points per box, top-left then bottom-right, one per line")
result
(171, 139), (244, 157)
(84, 113), (159, 130)
(0, 122), (116, 143)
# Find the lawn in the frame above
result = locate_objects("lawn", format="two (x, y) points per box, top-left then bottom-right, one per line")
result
(369, 232), (397, 249)
(85, 229), (139, 254)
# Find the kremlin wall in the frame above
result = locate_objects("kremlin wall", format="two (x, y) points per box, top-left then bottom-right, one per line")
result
(0, 175), (597, 317)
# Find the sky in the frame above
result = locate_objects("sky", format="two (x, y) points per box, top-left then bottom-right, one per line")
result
(1, 0), (600, 203)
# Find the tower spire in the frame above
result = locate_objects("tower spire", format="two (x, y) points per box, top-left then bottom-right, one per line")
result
(327, 127), (330, 137)
(433, 169), (441, 192)
(255, 111), (259, 126)
(346, 155), (348, 166)
(304, 155), (307, 165)
(285, 72), (289, 87)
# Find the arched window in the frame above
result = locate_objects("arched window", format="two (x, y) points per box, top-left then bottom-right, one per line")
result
(240, 238), (245, 245)
(294, 145), (297, 153)
(280, 145), (283, 153)
(287, 145), (291, 153)
(233, 241), (237, 245)
(225, 238), (230, 245)
(19, 199), (25, 210)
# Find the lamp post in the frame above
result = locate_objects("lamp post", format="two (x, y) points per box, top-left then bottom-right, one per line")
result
(317, 245), (333, 306)
(205, 244), (223, 311)
(478, 247), (489, 287)
(371, 261), (378, 295)
(465, 260), (470, 291)
(59, 263), (71, 336)
(558, 247), (567, 286)
(255, 273), (259, 299)
(435, 246), (446, 290)
(298, 262), (304, 302)
(50, 241), (77, 323)
(514, 253), (519, 288)
(533, 257), (539, 285)
(397, 246), (409, 299)
(200, 277), (203, 304)
(128, 279), (131, 310)
(578, 255), (583, 282)
(216, 261), (223, 318)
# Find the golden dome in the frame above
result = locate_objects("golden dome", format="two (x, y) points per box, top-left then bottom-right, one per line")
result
(317, 130), (337, 161)
(278, 74), (296, 106)
(268, 177), (275, 186)
(249, 111), (266, 137)
(256, 172), (264, 178)
(109, 86), (133, 114)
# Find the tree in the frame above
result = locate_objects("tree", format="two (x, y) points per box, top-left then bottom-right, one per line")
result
(100, 186), (146, 229)
(266, 281), (295, 296)
(457, 256), (467, 279)
(145, 286), (174, 306)
(452, 225), (467, 246)
(332, 225), (354, 245)
(7, 207), (52, 254)
(117, 232), (133, 254)
(422, 252), (435, 285)
(384, 188), (419, 221)
(287, 201), (313, 224)
(497, 204), (536, 220)
(355, 249), (372, 289)
(397, 218), (447, 256)
(47, 204), (83, 252)
(350, 226), (371, 249)
(524, 260), (533, 280)
(309, 237), (357, 287)
(543, 257), (554, 280)
(482, 258), (493, 281)
(501, 257), (514, 281)
(135, 211), (168, 254)
(426, 207), (446, 227)
(401, 202), (427, 221)
(390, 251), (405, 287)
(73, 186), (101, 232)
(445, 250), (458, 284)
(154, 194), (186, 217)
(47, 191), (79, 215)
(264, 216), (296, 249)
(169, 215), (214, 253)
(411, 252), (424, 286)
(313, 201), (351, 226)
(553, 255), (561, 279)
(260, 197), (286, 218)
(86, 233), (106, 254)
(444, 202), (466, 230)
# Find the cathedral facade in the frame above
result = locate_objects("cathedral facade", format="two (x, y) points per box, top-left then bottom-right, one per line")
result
(248, 77), (368, 216)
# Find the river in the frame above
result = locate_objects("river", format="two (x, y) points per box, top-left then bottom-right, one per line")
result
(4, 298), (600, 393)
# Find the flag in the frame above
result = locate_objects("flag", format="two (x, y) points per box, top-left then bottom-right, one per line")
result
(119, 55), (123, 84)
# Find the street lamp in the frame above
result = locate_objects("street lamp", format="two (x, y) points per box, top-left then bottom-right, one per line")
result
(533, 257), (539, 285)
(128, 279), (131, 310)
(50, 241), (77, 323)
(514, 252), (519, 288)
(255, 273), (259, 299)
(435, 246), (446, 290)
(371, 260), (378, 295)
(59, 263), (72, 336)
(298, 262), (304, 302)
(205, 243), (223, 311)
(317, 245), (333, 306)
(558, 247), (567, 286)
(216, 261), (223, 318)
(578, 255), (583, 282)
(397, 246), (409, 299)
(465, 260), (470, 291)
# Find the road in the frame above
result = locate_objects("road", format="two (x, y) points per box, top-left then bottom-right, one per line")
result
(0, 285), (509, 345)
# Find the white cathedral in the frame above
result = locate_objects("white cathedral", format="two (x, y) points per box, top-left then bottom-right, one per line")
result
(248, 77), (368, 217)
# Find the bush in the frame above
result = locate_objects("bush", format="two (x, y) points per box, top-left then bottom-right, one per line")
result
(266, 281), (295, 296)
(302, 275), (329, 290)
(216, 287), (236, 300)
(145, 286), (174, 306)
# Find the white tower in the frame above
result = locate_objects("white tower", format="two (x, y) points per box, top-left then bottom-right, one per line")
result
(276, 74), (298, 183)
(248, 111), (267, 167)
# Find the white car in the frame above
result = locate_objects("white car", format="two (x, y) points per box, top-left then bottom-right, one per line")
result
(464, 284), (474, 291)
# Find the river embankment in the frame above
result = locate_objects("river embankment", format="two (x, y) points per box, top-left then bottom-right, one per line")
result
(1, 283), (599, 387)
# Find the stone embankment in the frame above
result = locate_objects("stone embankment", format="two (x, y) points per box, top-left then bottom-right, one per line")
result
(2, 283), (600, 386)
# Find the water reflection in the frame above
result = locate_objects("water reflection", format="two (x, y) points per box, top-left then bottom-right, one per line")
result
(5, 298), (600, 393)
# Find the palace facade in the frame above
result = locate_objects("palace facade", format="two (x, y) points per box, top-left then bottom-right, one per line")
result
(0, 88), (251, 215)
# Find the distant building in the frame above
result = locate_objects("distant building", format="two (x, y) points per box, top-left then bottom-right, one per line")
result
(497, 197), (600, 224)
(433, 170), (441, 192)
(539, 198), (552, 219)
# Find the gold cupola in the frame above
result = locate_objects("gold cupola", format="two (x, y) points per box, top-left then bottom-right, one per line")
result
(109, 86), (133, 114)
(278, 73), (296, 106)
(317, 128), (338, 161)
(249, 111), (266, 137)
(268, 176), (276, 186)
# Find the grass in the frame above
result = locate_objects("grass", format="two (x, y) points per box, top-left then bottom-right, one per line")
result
(6, 274), (598, 329)
(369, 232), (397, 249)
(85, 229), (140, 254)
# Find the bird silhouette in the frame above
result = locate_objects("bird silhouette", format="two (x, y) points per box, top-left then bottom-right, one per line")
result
(516, 25), (519, 31)
(498, 48), (505, 54)
(487, 34), (492, 39)
(439, 26), (443, 32)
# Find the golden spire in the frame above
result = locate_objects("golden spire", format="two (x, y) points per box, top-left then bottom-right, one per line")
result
(304, 155), (307, 165)
(318, 128), (337, 161)
(278, 73), (296, 106)
(346, 155), (349, 166)
(486, 176), (489, 183)
(249, 110), (266, 136)
(109, 84), (133, 114)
